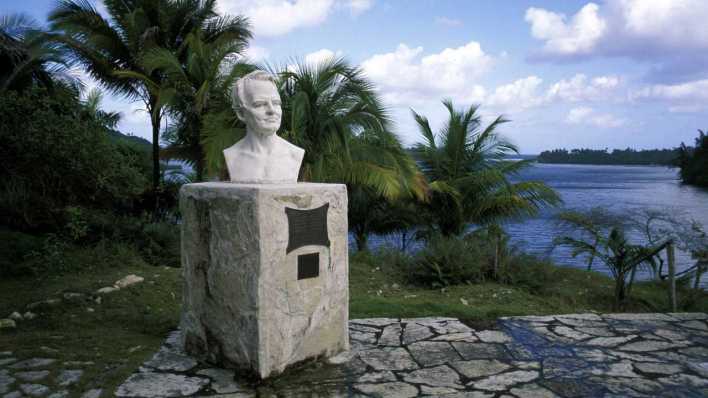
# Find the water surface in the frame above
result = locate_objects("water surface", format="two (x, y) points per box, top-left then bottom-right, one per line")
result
(363, 163), (708, 285)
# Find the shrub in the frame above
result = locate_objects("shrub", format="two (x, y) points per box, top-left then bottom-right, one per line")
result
(500, 254), (558, 293)
(0, 88), (149, 232)
(0, 228), (44, 276)
(138, 222), (181, 267)
(408, 234), (487, 287)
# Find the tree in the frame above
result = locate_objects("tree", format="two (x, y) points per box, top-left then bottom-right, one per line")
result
(49, 0), (252, 201)
(136, 30), (251, 181)
(278, 58), (427, 247)
(554, 221), (668, 309)
(0, 13), (76, 92)
(0, 87), (148, 231)
(677, 129), (708, 187)
(279, 58), (428, 248)
(83, 88), (121, 129)
(412, 100), (561, 236)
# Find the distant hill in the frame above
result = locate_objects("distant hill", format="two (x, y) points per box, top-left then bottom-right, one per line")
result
(107, 130), (151, 151)
(537, 148), (679, 166)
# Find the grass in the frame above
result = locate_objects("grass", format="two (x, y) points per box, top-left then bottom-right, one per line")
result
(349, 250), (708, 322)
(0, 242), (182, 395)
(0, 241), (705, 394)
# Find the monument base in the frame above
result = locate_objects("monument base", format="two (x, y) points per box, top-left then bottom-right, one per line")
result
(179, 182), (349, 379)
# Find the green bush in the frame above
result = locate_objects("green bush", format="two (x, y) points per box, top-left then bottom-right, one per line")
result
(138, 222), (181, 267)
(500, 254), (558, 293)
(408, 234), (487, 287)
(0, 228), (44, 276)
(0, 87), (149, 232)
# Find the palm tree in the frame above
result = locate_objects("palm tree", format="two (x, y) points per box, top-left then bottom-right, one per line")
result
(554, 225), (668, 309)
(49, 0), (251, 201)
(83, 88), (122, 129)
(412, 100), (561, 236)
(278, 58), (428, 248)
(0, 13), (76, 92)
(136, 31), (251, 181)
(276, 58), (424, 198)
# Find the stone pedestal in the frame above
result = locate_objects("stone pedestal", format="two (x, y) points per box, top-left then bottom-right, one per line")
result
(179, 182), (349, 379)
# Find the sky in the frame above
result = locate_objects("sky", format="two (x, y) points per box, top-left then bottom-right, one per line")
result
(4, 0), (708, 153)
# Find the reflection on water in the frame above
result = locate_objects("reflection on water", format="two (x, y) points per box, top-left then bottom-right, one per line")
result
(360, 163), (708, 286)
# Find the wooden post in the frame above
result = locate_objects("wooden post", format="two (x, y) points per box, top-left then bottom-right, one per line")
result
(667, 242), (677, 312)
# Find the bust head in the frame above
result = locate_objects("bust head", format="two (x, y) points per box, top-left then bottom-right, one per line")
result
(231, 71), (282, 137)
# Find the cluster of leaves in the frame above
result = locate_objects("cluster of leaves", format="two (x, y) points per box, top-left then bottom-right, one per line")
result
(376, 230), (558, 292)
(0, 87), (149, 232)
(552, 207), (707, 309)
(676, 129), (708, 187)
(49, 0), (253, 193)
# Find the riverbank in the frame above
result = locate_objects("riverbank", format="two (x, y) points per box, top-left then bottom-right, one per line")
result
(1, 245), (705, 394)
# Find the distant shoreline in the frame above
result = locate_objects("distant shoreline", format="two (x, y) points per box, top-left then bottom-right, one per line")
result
(535, 160), (676, 167)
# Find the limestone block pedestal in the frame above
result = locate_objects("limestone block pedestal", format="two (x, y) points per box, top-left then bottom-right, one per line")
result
(179, 182), (349, 379)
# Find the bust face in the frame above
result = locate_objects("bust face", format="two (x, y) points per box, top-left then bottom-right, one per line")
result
(237, 79), (282, 137)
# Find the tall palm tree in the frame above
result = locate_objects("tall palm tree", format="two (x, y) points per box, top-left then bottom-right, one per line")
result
(49, 0), (251, 200)
(278, 57), (425, 200)
(413, 99), (561, 236)
(134, 30), (251, 181)
(0, 13), (76, 92)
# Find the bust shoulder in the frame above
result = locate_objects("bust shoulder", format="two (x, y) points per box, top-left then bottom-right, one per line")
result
(274, 136), (305, 160)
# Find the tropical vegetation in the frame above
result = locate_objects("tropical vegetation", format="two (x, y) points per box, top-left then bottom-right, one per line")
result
(537, 147), (680, 165)
(677, 129), (708, 187)
(48, 0), (252, 196)
(411, 100), (562, 237)
(0, 0), (706, 392)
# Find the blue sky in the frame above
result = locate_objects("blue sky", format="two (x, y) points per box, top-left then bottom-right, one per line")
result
(5, 0), (708, 153)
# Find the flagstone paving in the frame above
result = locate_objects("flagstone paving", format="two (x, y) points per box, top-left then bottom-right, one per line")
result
(2, 313), (707, 397)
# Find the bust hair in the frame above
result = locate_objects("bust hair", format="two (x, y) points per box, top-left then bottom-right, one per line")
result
(231, 70), (278, 112)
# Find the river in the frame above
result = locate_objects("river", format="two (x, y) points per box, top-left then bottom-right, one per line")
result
(361, 163), (708, 286)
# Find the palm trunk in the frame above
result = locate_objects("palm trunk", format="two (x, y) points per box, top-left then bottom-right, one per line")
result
(149, 99), (161, 215)
(494, 236), (501, 280)
(614, 272), (627, 310)
(196, 157), (204, 182)
(355, 230), (368, 252)
(400, 230), (409, 252)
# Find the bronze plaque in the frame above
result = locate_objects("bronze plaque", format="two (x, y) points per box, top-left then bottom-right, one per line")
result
(297, 252), (320, 280)
(285, 203), (330, 253)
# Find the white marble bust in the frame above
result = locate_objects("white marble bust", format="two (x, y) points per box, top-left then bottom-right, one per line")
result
(223, 71), (304, 183)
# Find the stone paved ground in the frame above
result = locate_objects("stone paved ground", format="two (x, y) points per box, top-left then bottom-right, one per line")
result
(3, 313), (707, 397)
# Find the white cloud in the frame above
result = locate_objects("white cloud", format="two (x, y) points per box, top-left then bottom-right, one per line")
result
(487, 76), (544, 110)
(566, 106), (594, 124)
(630, 78), (708, 113)
(485, 73), (623, 113)
(546, 73), (621, 102)
(217, 0), (374, 36)
(244, 45), (270, 61)
(630, 79), (708, 102)
(617, 0), (708, 50)
(304, 48), (343, 65)
(346, 0), (373, 15)
(566, 106), (625, 128)
(218, 0), (334, 37)
(525, 3), (606, 56)
(361, 42), (492, 105)
(435, 17), (462, 27)
(525, 1), (708, 81)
